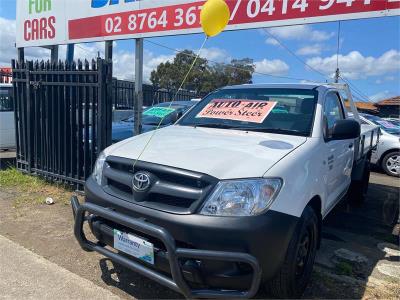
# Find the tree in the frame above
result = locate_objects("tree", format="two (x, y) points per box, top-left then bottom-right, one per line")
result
(150, 50), (209, 95)
(150, 50), (255, 96)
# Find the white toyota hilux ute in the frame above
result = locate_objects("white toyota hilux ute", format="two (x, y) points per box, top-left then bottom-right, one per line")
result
(72, 83), (379, 299)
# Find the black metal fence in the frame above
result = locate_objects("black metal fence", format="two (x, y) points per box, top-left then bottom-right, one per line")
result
(112, 79), (198, 109)
(11, 58), (199, 189)
(12, 58), (112, 189)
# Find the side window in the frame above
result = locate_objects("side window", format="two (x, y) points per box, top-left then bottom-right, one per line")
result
(0, 88), (13, 112)
(323, 93), (344, 138)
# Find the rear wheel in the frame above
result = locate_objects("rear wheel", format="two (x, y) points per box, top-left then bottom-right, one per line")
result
(267, 206), (319, 298)
(382, 151), (400, 177)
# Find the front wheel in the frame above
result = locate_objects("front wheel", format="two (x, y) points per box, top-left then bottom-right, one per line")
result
(382, 151), (400, 177)
(266, 206), (319, 298)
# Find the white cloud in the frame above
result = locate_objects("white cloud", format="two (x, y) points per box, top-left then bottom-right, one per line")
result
(296, 44), (323, 56)
(0, 17), (51, 65)
(306, 50), (400, 79)
(369, 90), (393, 102)
(0, 17), (173, 83)
(265, 25), (334, 43)
(108, 49), (174, 82)
(254, 59), (289, 76)
(200, 47), (231, 63)
(376, 75), (396, 84)
(266, 38), (280, 46)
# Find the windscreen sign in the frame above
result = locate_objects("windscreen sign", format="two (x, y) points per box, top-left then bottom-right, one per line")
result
(17, 0), (400, 47)
(196, 99), (277, 123)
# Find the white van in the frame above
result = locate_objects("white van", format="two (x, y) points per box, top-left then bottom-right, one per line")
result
(0, 84), (16, 150)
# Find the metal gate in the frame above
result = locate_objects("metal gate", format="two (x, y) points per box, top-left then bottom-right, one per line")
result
(12, 58), (112, 189)
(112, 79), (199, 110)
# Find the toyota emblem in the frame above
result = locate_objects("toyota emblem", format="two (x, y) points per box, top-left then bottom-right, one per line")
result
(132, 172), (151, 192)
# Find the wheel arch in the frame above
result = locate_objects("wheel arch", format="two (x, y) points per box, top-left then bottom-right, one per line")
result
(379, 148), (400, 165)
(306, 195), (322, 249)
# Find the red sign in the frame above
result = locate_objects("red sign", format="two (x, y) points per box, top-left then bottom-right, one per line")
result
(17, 0), (400, 47)
(68, 0), (400, 41)
(0, 67), (12, 84)
(196, 99), (277, 123)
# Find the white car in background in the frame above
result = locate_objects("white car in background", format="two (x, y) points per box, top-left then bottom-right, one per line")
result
(0, 83), (16, 150)
(359, 114), (400, 177)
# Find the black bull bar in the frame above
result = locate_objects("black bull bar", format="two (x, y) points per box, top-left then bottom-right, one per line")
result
(71, 196), (262, 299)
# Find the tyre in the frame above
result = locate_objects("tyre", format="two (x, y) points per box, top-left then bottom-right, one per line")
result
(348, 161), (370, 204)
(267, 206), (319, 299)
(381, 151), (400, 177)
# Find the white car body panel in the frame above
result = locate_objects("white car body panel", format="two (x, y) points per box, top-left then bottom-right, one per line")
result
(370, 131), (400, 164)
(103, 83), (378, 218)
(106, 125), (307, 180)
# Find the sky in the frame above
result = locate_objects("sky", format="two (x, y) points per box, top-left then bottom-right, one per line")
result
(0, 0), (399, 102)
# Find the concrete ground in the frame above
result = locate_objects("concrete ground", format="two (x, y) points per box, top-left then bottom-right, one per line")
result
(0, 235), (119, 300)
(0, 170), (398, 299)
(0, 149), (16, 170)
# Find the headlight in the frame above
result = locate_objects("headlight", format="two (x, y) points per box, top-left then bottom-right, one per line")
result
(200, 178), (282, 216)
(92, 151), (106, 185)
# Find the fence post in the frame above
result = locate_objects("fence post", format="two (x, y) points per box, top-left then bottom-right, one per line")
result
(96, 58), (113, 152)
(11, 60), (20, 165)
(105, 59), (113, 147)
(25, 61), (33, 173)
(105, 41), (113, 146)
(97, 59), (105, 152)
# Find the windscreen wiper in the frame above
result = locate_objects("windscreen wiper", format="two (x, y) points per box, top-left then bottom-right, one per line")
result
(192, 124), (304, 135)
(193, 123), (234, 129)
(233, 127), (304, 135)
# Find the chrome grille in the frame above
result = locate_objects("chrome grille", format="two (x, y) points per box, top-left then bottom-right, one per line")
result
(102, 156), (218, 214)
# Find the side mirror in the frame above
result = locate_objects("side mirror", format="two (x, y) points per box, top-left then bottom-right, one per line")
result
(330, 119), (361, 140)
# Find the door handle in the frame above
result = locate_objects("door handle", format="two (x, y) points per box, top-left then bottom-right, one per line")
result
(348, 143), (354, 149)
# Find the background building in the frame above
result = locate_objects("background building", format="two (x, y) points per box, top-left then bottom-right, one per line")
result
(375, 96), (400, 118)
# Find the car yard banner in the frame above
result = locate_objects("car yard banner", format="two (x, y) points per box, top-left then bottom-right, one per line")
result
(17, 0), (400, 47)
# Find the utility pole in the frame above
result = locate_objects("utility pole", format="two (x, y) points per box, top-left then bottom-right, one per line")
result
(66, 44), (75, 63)
(17, 48), (25, 64)
(134, 38), (144, 136)
(50, 46), (59, 63)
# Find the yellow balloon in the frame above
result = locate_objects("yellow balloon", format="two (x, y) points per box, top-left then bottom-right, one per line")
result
(200, 0), (230, 37)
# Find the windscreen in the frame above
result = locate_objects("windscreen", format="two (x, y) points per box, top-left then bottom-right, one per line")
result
(178, 88), (318, 136)
(122, 102), (193, 125)
(363, 114), (400, 135)
(0, 87), (13, 112)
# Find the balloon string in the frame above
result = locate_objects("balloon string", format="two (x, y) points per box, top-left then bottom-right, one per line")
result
(132, 36), (208, 170)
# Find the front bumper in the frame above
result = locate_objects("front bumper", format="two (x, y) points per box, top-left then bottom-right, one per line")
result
(72, 177), (298, 298)
(72, 197), (262, 298)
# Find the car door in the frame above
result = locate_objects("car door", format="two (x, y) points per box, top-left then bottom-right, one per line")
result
(323, 92), (354, 211)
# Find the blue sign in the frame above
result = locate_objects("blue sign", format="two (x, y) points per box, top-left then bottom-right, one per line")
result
(91, 0), (137, 9)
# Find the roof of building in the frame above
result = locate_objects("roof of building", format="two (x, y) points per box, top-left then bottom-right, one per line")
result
(344, 101), (378, 112)
(375, 96), (400, 106)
